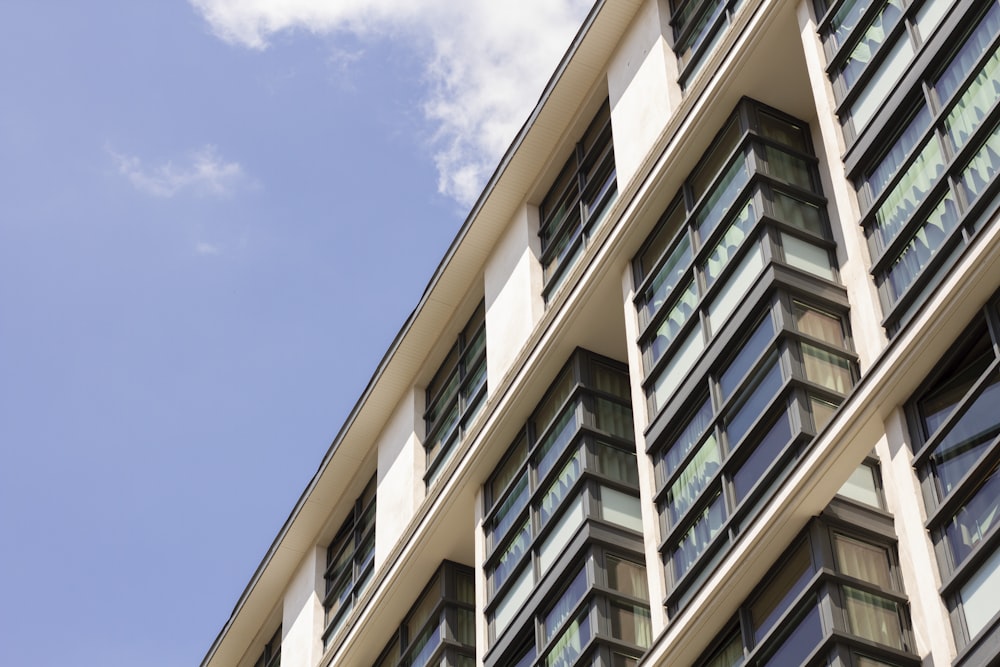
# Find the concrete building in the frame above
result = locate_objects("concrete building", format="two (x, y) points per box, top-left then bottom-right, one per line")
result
(202, 0), (1000, 665)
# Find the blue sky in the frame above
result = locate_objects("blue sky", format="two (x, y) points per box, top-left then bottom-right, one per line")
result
(0, 1), (589, 665)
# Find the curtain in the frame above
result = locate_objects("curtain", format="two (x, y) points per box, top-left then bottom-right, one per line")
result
(875, 137), (944, 246)
(649, 280), (698, 367)
(935, 3), (1000, 104)
(667, 435), (721, 525)
(945, 47), (999, 151)
(884, 191), (958, 303)
(597, 442), (639, 486)
(960, 122), (1000, 204)
(834, 534), (893, 588)
(840, 0), (904, 88)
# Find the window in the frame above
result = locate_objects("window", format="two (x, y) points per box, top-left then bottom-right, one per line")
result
(650, 288), (857, 609)
(694, 515), (919, 667)
(487, 547), (651, 667)
(907, 298), (1000, 654)
(322, 475), (376, 645)
(424, 301), (487, 485)
(814, 0), (953, 140)
(819, 0), (1000, 331)
(669, 0), (746, 86)
(373, 562), (476, 667)
(632, 100), (840, 418)
(539, 100), (617, 300)
(253, 626), (281, 667)
(482, 351), (648, 664)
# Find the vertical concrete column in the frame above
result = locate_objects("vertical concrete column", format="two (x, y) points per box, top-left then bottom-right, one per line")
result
(473, 485), (489, 665)
(280, 546), (325, 667)
(795, 0), (887, 371)
(607, 0), (681, 188)
(621, 265), (669, 633)
(877, 410), (957, 664)
(375, 387), (425, 567)
(483, 204), (545, 392)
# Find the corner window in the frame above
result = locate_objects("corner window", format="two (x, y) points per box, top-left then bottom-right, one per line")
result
(322, 475), (376, 646)
(424, 301), (487, 486)
(539, 100), (617, 301)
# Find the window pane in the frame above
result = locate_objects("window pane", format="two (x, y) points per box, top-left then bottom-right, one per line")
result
(837, 463), (881, 508)
(609, 602), (653, 648)
(491, 520), (530, 593)
(696, 154), (753, 244)
(726, 354), (783, 448)
(539, 493), (586, 574)
(850, 36), (915, 132)
(594, 398), (635, 440)
(703, 198), (757, 288)
(793, 302), (844, 345)
(944, 463), (1000, 566)
(882, 191), (961, 304)
(916, 321), (993, 436)
(539, 451), (582, 528)
(490, 435), (527, 509)
(719, 315), (775, 401)
(691, 119), (743, 201)
(651, 324), (705, 412)
(601, 486), (643, 532)
(802, 344), (853, 393)
(929, 369), (1000, 499)
(872, 137), (945, 248)
(666, 433), (722, 526)
(839, 0), (904, 89)
(490, 473), (529, 549)
(751, 540), (814, 642)
(811, 395), (839, 432)
(493, 566), (533, 635)
(642, 233), (692, 325)
(545, 607), (593, 667)
(759, 111), (807, 152)
(960, 544), (1000, 639)
(835, 535), (893, 589)
(704, 629), (744, 667)
(844, 586), (905, 650)
(536, 404), (581, 482)
(672, 492), (726, 580)
(597, 442), (640, 487)
(759, 601), (823, 667)
(783, 233), (835, 280)
(637, 201), (686, 285)
(732, 411), (793, 502)
(862, 104), (932, 205)
(707, 244), (764, 333)
(662, 397), (714, 479)
(607, 555), (650, 601)
(762, 146), (814, 191)
(772, 191), (825, 236)
(647, 279), (699, 370)
(543, 567), (587, 641)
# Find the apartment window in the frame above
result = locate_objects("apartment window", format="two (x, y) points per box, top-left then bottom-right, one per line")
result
(819, 0), (1000, 332)
(322, 475), (376, 645)
(632, 100), (841, 418)
(372, 562), (476, 667)
(253, 626), (281, 667)
(424, 301), (487, 486)
(814, 0), (954, 140)
(650, 289), (857, 611)
(488, 546), (651, 667)
(906, 297), (1000, 661)
(539, 100), (617, 300)
(669, 0), (745, 87)
(694, 514), (920, 667)
(482, 351), (646, 662)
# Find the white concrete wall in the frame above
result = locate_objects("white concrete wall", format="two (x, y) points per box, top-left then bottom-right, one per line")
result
(483, 204), (545, 392)
(877, 411), (957, 664)
(280, 546), (325, 667)
(607, 0), (680, 188)
(375, 387), (425, 567)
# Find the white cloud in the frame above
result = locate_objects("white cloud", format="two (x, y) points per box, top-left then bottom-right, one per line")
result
(195, 241), (221, 255)
(109, 145), (247, 198)
(189, 0), (592, 205)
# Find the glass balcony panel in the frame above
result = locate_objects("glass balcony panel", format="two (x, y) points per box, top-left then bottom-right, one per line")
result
(491, 520), (530, 594)
(490, 474), (529, 549)
(762, 147), (814, 191)
(594, 398), (635, 439)
(493, 565), (533, 636)
(759, 602), (822, 667)
(934, 3), (1000, 104)
(601, 486), (643, 532)
(750, 540), (815, 642)
(863, 104), (931, 205)
(838, 463), (881, 508)
(543, 566), (587, 641)
(597, 441), (640, 487)
(914, 0), (950, 39)
(545, 607), (593, 667)
(539, 492), (586, 574)
(771, 191), (825, 236)
(959, 119), (1000, 205)
(642, 235), (693, 326)
(943, 43), (1000, 152)
(539, 451), (582, 528)
(725, 353), (782, 448)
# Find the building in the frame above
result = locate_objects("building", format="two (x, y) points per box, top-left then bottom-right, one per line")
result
(201, 0), (1000, 665)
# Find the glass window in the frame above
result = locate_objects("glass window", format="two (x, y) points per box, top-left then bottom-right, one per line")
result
(759, 602), (823, 667)
(771, 191), (825, 236)
(707, 244), (764, 334)
(850, 36), (915, 132)
(539, 452), (582, 528)
(943, 463), (1000, 566)
(762, 146), (814, 191)
(636, 200), (686, 286)
(703, 199), (757, 288)
(539, 493), (586, 574)
(641, 232), (692, 325)
(793, 302), (845, 345)
(725, 353), (783, 448)
(960, 545), (1000, 639)
(647, 280), (699, 370)
(607, 555), (650, 600)
(915, 321), (993, 437)
(696, 154), (753, 244)
(651, 323), (705, 412)
(750, 540), (814, 642)
(811, 395), (839, 432)
(545, 607), (593, 667)
(839, 0), (905, 89)
(843, 587), (906, 650)
(732, 411), (793, 502)
(835, 535), (894, 588)
(672, 492), (726, 580)
(596, 442), (640, 486)
(662, 398), (714, 480)
(666, 434), (722, 526)
(609, 602), (653, 648)
(493, 566), (533, 635)
(543, 567), (588, 641)
(703, 629), (745, 667)
(782, 233), (835, 280)
(719, 314), (775, 401)
(802, 344), (853, 393)
(837, 463), (882, 508)
(759, 111), (808, 152)
(601, 486), (643, 532)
